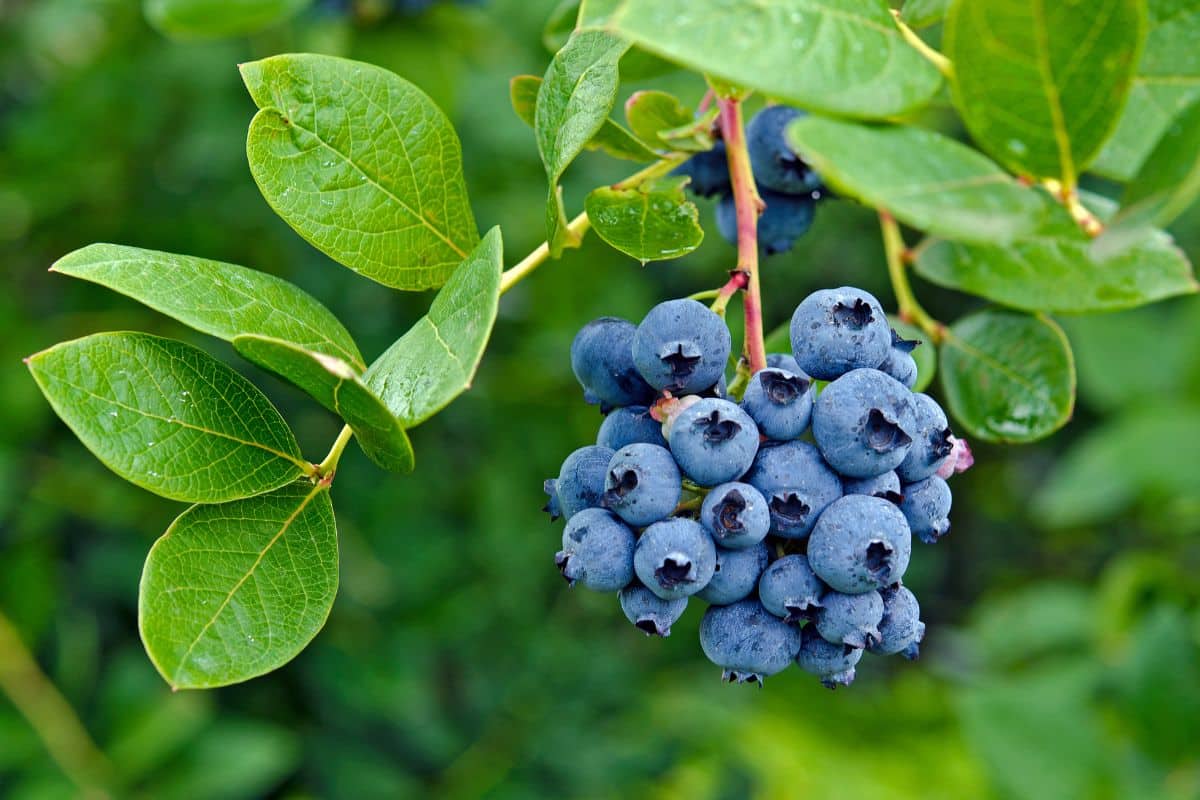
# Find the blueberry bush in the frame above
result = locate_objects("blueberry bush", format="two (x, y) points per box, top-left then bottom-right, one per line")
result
(4, 0), (1200, 796)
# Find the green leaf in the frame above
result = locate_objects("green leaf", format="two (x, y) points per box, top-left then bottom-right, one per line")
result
(1032, 405), (1200, 528)
(26, 333), (307, 503)
(624, 90), (692, 147)
(944, 0), (1145, 182)
(366, 227), (502, 426)
(787, 117), (1047, 243)
(536, 31), (630, 254)
(581, 0), (942, 119)
(241, 54), (479, 291)
(584, 177), (703, 263)
(232, 336), (413, 473)
(915, 201), (1198, 312)
(139, 481), (337, 689)
(1092, 0), (1200, 181)
(900, 0), (950, 28)
(888, 317), (936, 393)
(939, 310), (1075, 443)
(51, 244), (364, 369)
(512, 75), (657, 163)
(143, 0), (309, 39)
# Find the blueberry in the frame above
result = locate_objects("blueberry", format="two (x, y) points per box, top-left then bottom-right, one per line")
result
(571, 317), (655, 409)
(668, 398), (760, 486)
(899, 476), (952, 544)
(555, 508), (636, 591)
(673, 142), (730, 198)
(758, 554), (826, 623)
(842, 470), (902, 503)
(603, 444), (681, 527)
(698, 541), (770, 605)
(895, 393), (954, 483)
(808, 494), (912, 593)
(790, 287), (892, 381)
(699, 482), (771, 549)
(699, 600), (802, 685)
(815, 590), (884, 649)
(869, 585), (925, 659)
(746, 105), (823, 195)
(741, 367), (813, 441)
(634, 517), (717, 600)
(715, 190), (816, 255)
(744, 441), (842, 539)
(619, 583), (688, 637)
(796, 626), (863, 688)
(766, 352), (803, 374)
(877, 328), (920, 389)
(633, 299), (731, 394)
(597, 405), (667, 450)
(812, 368), (917, 478)
(544, 445), (615, 521)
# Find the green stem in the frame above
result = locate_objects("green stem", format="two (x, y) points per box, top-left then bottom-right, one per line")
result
(892, 11), (954, 78)
(315, 423), (355, 482)
(497, 155), (690, 296)
(879, 211), (945, 343)
(0, 612), (116, 799)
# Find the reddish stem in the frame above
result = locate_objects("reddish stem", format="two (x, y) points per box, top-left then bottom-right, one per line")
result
(718, 96), (767, 374)
(710, 270), (749, 316)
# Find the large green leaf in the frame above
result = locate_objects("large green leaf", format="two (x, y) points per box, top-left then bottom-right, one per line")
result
(581, 0), (942, 119)
(1092, 0), (1200, 180)
(511, 75), (656, 162)
(27, 333), (308, 503)
(944, 0), (1144, 182)
(916, 201), (1197, 312)
(144, 0), (309, 39)
(366, 228), (502, 426)
(232, 336), (413, 474)
(241, 54), (479, 291)
(536, 31), (630, 255)
(787, 117), (1047, 243)
(939, 310), (1075, 443)
(584, 177), (703, 263)
(52, 244), (363, 369)
(139, 481), (337, 689)
(900, 0), (949, 28)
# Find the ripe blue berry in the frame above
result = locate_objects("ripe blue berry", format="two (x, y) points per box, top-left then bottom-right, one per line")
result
(869, 585), (925, 659)
(899, 475), (952, 544)
(796, 626), (863, 688)
(758, 554), (826, 623)
(842, 470), (902, 503)
(895, 393), (954, 483)
(746, 105), (823, 195)
(555, 508), (636, 591)
(633, 299), (731, 394)
(545, 445), (614, 521)
(744, 441), (842, 538)
(699, 482), (771, 549)
(815, 590), (884, 649)
(634, 517), (717, 600)
(668, 398), (760, 486)
(619, 584), (688, 637)
(603, 443), (681, 527)
(808, 495), (912, 593)
(597, 405), (667, 450)
(715, 190), (816, 255)
(812, 368), (917, 478)
(699, 600), (802, 685)
(741, 367), (813, 441)
(571, 317), (655, 409)
(766, 352), (803, 374)
(673, 141), (730, 197)
(790, 287), (892, 380)
(698, 541), (769, 605)
(877, 328), (920, 388)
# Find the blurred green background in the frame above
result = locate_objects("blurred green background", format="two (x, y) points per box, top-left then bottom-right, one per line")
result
(2, 1), (1199, 798)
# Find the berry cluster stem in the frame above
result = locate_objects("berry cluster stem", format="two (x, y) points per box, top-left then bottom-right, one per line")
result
(879, 211), (945, 343)
(718, 96), (768, 374)
(710, 270), (749, 317)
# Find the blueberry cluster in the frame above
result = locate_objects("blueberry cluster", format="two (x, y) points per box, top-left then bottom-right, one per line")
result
(546, 287), (966, 687)
(674, 105), (828, 255)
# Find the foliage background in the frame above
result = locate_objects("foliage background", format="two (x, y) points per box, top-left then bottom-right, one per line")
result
(1, 1), (1198, 797)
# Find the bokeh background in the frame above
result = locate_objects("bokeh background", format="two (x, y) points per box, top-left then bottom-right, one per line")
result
(2, 1), (1200, 798)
